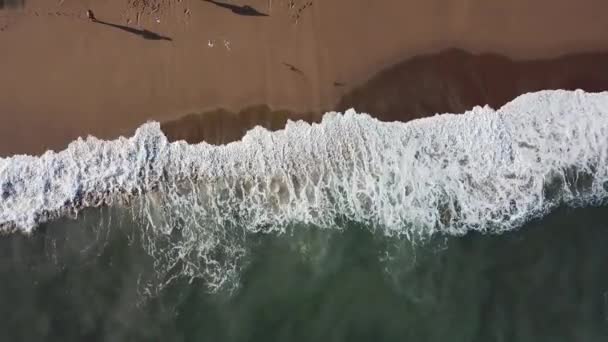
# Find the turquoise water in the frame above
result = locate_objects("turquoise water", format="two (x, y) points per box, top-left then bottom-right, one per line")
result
(2, 205), (608, 341)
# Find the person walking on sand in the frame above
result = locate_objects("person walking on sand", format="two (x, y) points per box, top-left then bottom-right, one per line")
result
(87, 9), (97, 22)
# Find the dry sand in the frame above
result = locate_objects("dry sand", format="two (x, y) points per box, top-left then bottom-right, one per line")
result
(1, 0), (608, 155)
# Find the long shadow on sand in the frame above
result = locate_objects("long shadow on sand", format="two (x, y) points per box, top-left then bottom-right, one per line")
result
(93, 19), (172, 41)
(202, 0), (268, 16)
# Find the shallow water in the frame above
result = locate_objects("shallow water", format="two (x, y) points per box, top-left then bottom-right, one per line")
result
(2, 205), (608, 341)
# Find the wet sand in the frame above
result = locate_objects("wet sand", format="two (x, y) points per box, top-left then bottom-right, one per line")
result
(337, 49), (608, 123)
(164, 49), (608, 145)
(1, 0), (608, 155)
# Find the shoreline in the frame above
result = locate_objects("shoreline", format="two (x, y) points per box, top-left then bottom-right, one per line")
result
(1, 89), (607, 235)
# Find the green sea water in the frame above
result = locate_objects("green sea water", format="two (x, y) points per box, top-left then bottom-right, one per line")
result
(2, 205), (608, 341)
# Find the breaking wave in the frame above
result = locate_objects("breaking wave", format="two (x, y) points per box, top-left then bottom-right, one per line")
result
(1, 89), (608, 289)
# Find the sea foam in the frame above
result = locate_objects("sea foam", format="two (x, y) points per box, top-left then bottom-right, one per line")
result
(1, 89), (608, 236)
(2, 90), (608, 288)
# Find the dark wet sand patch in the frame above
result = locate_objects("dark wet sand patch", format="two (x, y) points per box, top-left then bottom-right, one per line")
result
(161, 49), (608, 145)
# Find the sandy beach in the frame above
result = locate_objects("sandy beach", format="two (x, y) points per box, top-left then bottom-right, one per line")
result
(1, 0), (608, 155)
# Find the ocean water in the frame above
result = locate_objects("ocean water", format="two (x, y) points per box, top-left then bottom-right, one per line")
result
(1, 90), (608, 340)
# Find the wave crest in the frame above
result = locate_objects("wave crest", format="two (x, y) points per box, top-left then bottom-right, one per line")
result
(2, 90), (608, 289)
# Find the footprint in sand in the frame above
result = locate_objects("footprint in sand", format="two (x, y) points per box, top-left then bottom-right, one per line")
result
(291, 1), (312, 23)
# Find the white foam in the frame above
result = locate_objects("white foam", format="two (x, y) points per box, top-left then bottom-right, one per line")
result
(2, 90), (608, 288)
(2, 90), (608, 236)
